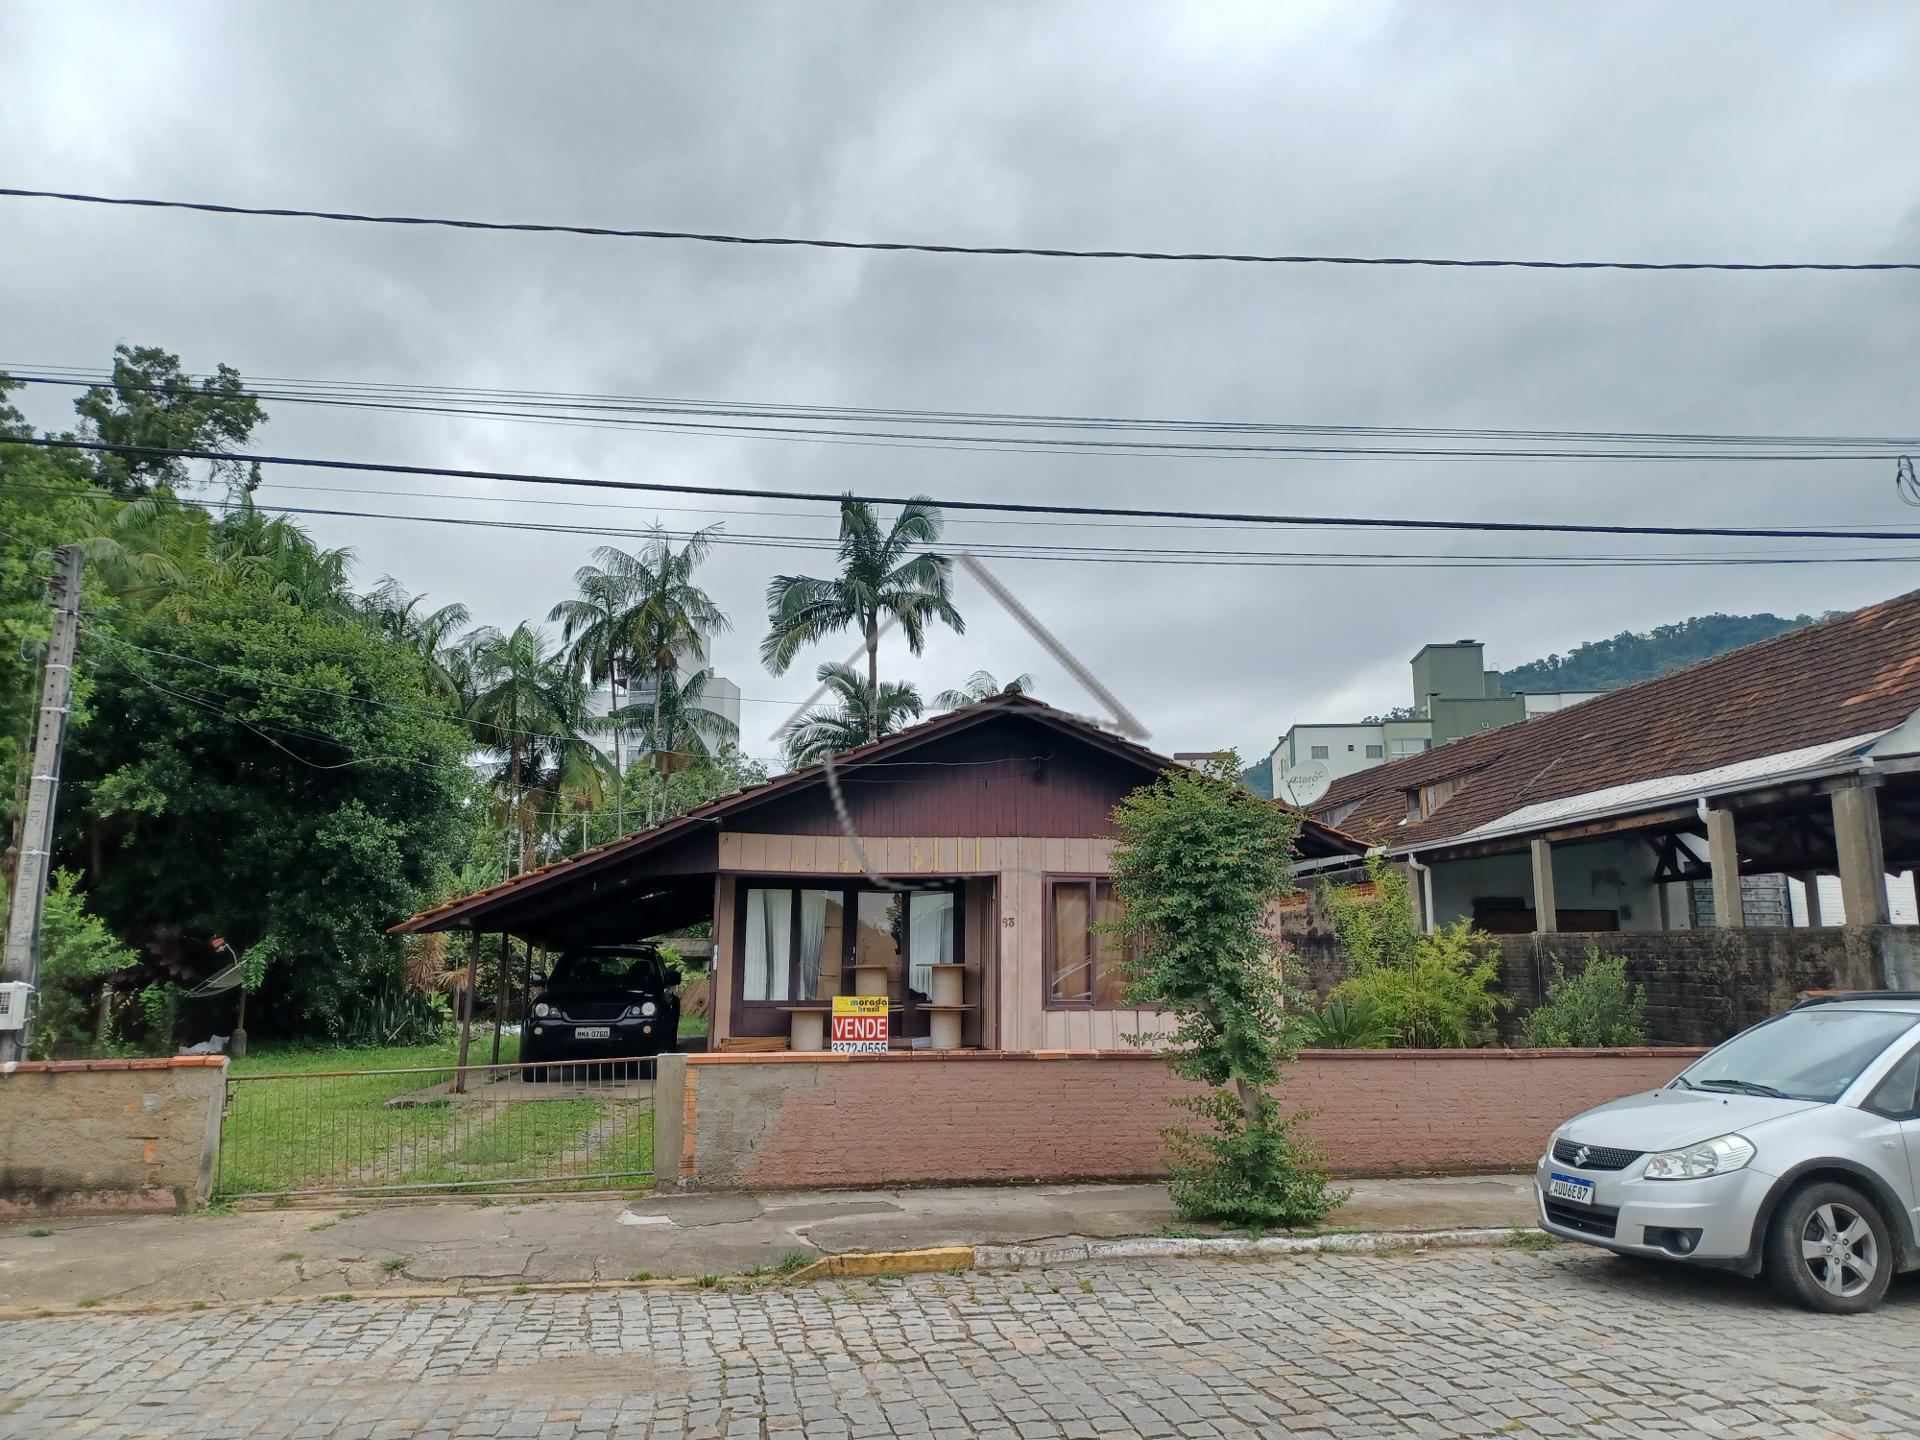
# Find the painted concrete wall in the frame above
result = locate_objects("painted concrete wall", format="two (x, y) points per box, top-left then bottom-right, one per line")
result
(0, 1057), (227, 1213)
(676, 1049), (1702, 1189)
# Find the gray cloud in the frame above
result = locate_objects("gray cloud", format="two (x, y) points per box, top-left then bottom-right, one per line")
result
(4, 0), (1918, 767)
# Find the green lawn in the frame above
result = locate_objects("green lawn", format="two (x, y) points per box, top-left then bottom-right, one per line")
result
(217, 1033), (660, 1197)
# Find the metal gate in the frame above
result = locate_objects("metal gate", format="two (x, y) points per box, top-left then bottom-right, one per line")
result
(216, 1056), (656, 1198)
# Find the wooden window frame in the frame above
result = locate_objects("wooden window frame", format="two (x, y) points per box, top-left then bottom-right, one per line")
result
(731, 878), (964, 1017)
(1042, 873), (1144, 1012)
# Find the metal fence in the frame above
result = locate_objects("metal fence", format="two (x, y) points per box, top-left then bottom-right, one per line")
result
(216, 1056), (657, 1198)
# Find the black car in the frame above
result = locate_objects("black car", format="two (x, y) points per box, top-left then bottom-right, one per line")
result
(521, 945), (680, 1077)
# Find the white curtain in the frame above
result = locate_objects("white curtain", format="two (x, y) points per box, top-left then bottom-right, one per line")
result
(744, 888), (792, 1001)
(908, 891), (955, 998)
(797, 890), (830, 1000)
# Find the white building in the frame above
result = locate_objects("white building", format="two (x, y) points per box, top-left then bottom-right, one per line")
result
(1271, 640), (1600, 806)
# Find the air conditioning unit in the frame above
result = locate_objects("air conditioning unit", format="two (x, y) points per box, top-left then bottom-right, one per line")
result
(0, 982), (33, 1031)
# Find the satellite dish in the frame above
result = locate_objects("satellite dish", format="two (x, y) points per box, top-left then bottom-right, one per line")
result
(1280, 760), (1331, 806)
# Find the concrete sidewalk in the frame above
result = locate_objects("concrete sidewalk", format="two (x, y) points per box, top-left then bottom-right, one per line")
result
(0, 1175), (1534, 1310)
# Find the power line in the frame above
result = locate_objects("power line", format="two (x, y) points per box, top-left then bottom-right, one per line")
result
(20, 360), (1916, 448)
(5, 371), (1912, 462)
(5, 187), (1916, 272)
(11, 476), (1918, 569)
(18, 435), (1920, 544)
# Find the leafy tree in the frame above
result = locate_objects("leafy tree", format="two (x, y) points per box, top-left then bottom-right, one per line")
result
(935, 669), (1033, 709)
(1327, 854), (1506, 1048)
(548, 556), (637, 821)
(1108, 757), (1338, 1229)
(69, 344), (266, 496)
(61, 581), (478, 1039)
(1357, 705), (1421, 725)
(1499, 612), (1817, 694)
(1297, 995), (1393, 1049)
(761, 496), (962, 742)
(782, 662), (924, 767)
(360, 580), (473, 705)
(1523, 950), (1648, 1047)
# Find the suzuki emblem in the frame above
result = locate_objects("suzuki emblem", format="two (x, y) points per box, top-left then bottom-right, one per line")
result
(1574, 1145), (1591, 1167)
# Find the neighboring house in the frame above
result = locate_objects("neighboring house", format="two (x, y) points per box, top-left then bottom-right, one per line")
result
(397, 693), (1364, 1052)
(1308, 587), (1920, 938)
(1271, 639), (1600, 805)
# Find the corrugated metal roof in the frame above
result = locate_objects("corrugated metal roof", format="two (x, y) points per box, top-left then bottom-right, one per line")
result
(1448, 733), (1878, 847)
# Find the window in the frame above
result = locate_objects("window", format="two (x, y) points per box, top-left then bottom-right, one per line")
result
(742, 886), (846, 1003)
(1047, 878), (1140, 1007)
(1347, 744), (1356, 752)
(1867, 1043), (1920, 1120)
(1365, 744), (1384, 759)
(1391, 738), (1429, 756)
(740, 883), (955, 1008)
(1309, 744), (1329, 759)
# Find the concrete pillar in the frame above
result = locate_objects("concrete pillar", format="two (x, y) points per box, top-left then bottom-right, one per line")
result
(652, 1050), (688, 1187)
(1832, 782), (1890, 926)
(1530, 837), (1558, 934)
(1706, 808), (1745, 929)
(1799, 872), (1824, 928)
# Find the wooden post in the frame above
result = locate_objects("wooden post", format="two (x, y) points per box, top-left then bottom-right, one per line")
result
(491, 932), (508, 1064)
(454, 937), (480, 1094)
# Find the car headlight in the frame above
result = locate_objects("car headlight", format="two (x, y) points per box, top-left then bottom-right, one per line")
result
(1644, 1133), (1754, 1180)
(640, 1000), (657, 1018)
(533, 1002), (551, 1018)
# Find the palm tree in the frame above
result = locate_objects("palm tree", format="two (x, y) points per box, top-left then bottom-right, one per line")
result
(360, 579), (473, 705)
(547, 560), (636, 828)
(782, 662), (923, 768)
(599, 526), (729, 823)
(935, 670), (1034, 709)
(761, 496), (963, 742)
(614, 666), (739, 769)
(463, 623), (610, 872)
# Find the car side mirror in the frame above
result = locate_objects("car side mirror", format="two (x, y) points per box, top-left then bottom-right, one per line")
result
(531, 973), (549, 989)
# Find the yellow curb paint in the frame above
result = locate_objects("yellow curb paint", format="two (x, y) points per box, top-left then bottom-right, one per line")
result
(788, 1246), (975, 1282)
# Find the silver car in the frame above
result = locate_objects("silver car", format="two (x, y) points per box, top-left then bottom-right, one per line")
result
(1537, 992), (1920, 1312)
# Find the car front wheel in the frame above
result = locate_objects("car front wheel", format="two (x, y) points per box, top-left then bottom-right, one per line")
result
(1765, 1181), (1893, 1313)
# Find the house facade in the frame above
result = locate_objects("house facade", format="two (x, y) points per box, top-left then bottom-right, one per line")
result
(398, 693), (1363, 1054)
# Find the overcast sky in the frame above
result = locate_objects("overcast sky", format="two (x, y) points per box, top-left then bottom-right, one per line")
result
(5, 2), (1919, 767)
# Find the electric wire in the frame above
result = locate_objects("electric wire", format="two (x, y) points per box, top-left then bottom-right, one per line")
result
(6, 187), (1916, 272)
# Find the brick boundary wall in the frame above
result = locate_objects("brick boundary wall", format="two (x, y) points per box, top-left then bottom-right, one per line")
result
(675, 1048), (1704, 1190)
(0, 1056), (228, 1214)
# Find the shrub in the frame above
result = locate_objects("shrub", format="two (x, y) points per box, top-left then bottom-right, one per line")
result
(1328, 855), (1507, 1048)
(1523, 950), (1647, 1047)
(1297, 996), (1394, 1049)
(1, 870), (139, 1058)
(1109, 756), (1339, 1229)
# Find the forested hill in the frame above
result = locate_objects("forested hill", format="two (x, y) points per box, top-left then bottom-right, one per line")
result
(1499, 612), (1818, 694)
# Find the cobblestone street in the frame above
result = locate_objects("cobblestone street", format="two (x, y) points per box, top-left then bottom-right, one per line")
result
(4, 1248), (1917, 1439)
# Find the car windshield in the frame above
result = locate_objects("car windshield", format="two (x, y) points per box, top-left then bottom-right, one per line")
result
(550, 950), (664, 988)
(1677, 1007), (1919, 1104)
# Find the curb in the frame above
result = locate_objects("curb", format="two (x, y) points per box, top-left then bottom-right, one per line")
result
(974, 1226), (1542, 1269)
(0, 1228), (1546, 1321)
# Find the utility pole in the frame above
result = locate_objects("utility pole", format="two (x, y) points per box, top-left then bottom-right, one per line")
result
(1, 546), (84, 1063)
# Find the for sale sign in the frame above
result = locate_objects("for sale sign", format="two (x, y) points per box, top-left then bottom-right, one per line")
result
(831, 994), (889, 1053)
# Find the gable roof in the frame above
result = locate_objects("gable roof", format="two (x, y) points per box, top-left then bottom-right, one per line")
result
(396, 691), (1365, 936)
(1313, 585), (1920, 852)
